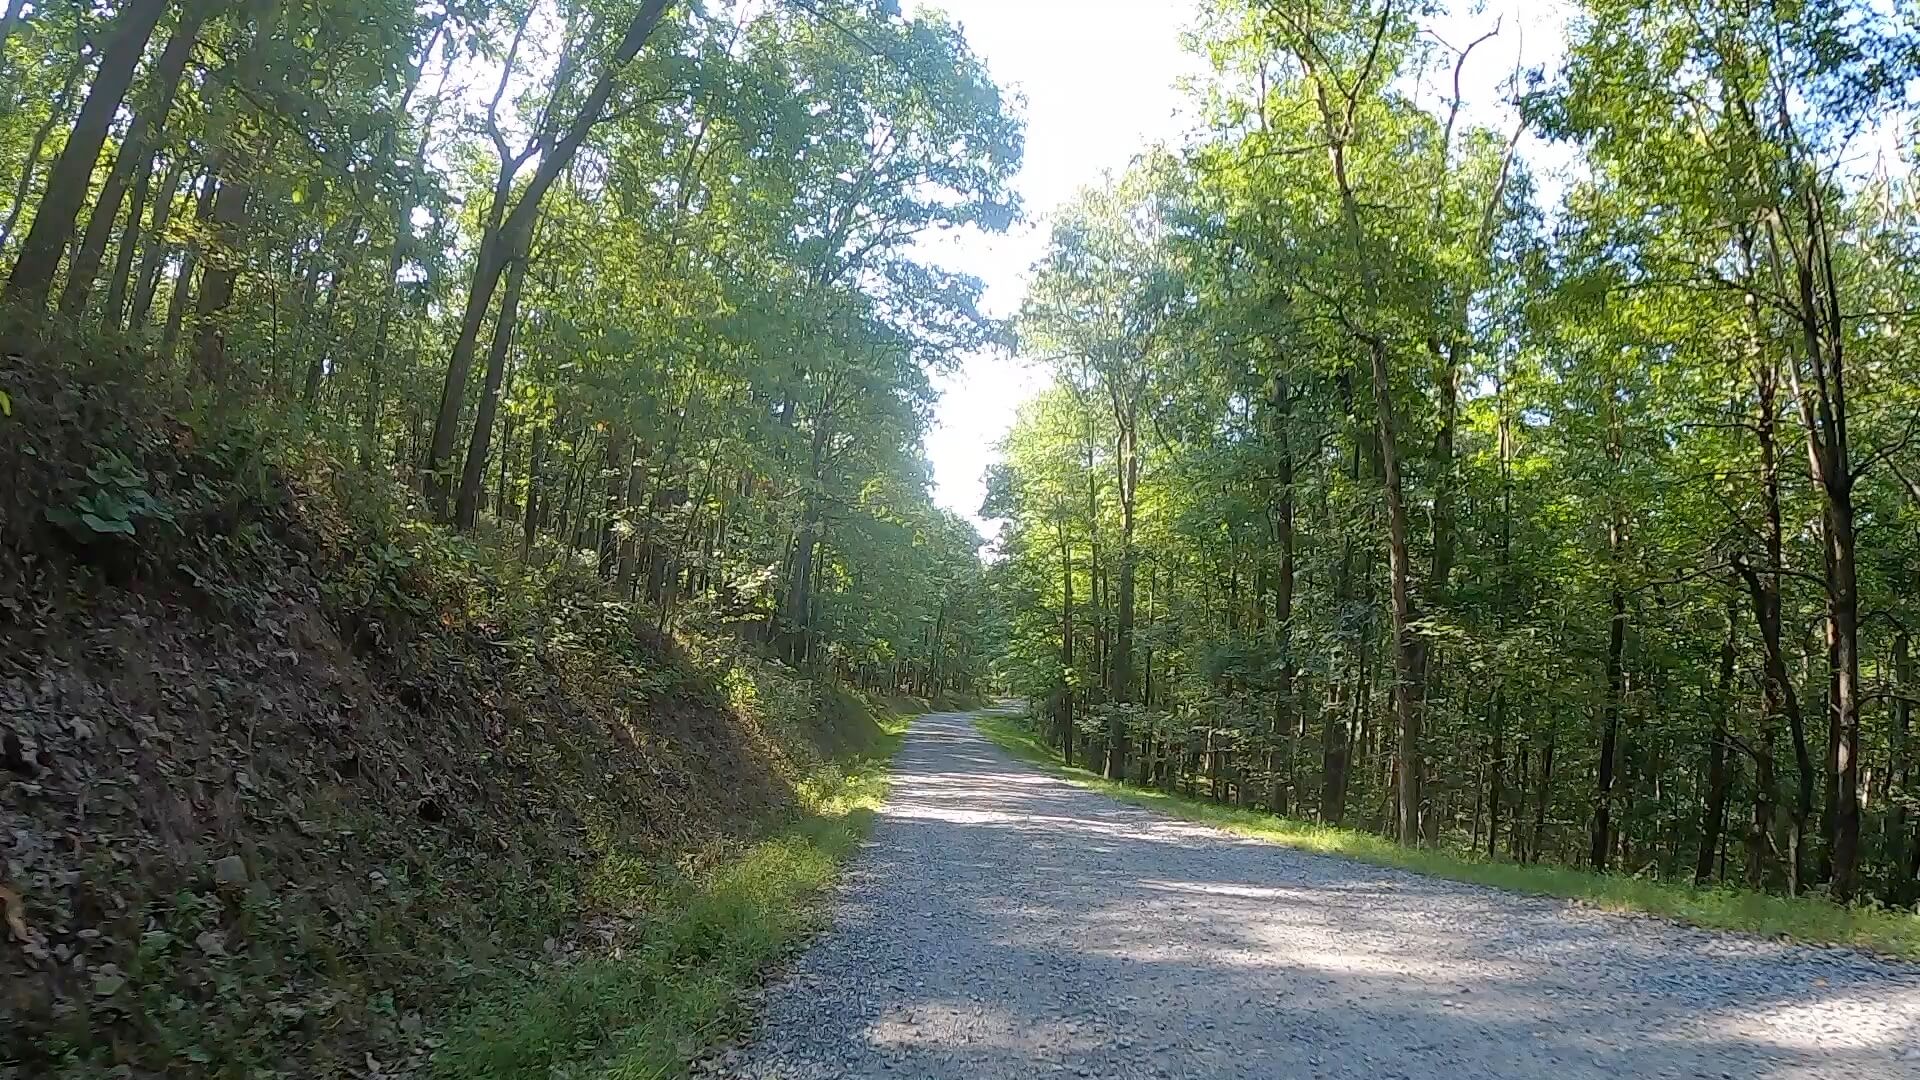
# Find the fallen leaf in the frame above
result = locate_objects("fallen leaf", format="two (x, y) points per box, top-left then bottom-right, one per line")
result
(0, 885), (26, 942)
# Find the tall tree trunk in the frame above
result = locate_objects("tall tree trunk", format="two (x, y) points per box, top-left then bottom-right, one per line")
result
(0, 53), (84, 253)
(1106, 416), (1140, 781)
(1747, 728), (1779, 889)
(1319, 440), (1359, 824)
(59, 1), (207, 316)
(106, 151), (176, 327)
(128, 164), (193, 330)
(780, 414), (830, 662)
(1592, 577), (1626, 870)
(425, 0), (675, 514)
(0, 0), (31, 75)
(7, 0), (168, 307)
(1756, 177), (1862, 900)
(454, 254), (528, 531)
(1318, 98), (1425, 846)
(1370, 333), (1425, 846)
(1059, 520), (1076, 766)
(107, 152), (159, 318)
(1822, 493), (1862, 900)
(1737, 334), (1814, 892)
(160, 172), (217, 359)
(521, 423), (546, 562)
(191, 162), (252, 385)
(1510, 742), (1530, 861)
(1695, 598), (1738, 884)
(1891, 632), (1916, 904)
(1267, 370), (1297, 813)
(598, 428), (631, 579)
(1531, 733), (1554, 864)
(1487, 687), (1505, 859)
(495, 411), (516, 521)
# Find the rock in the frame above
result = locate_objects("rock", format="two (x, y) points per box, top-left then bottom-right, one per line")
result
(213, 854), (248, 887)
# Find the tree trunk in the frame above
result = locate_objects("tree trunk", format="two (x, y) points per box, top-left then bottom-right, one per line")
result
(780, 416), (830, 663)
(1695, 599), (1738, 884)
(191, 163), (252, 385)
(1736, 342), (1814, 893)
(128, 164), (192, 330)
(161, 173), (218, 359)
(1510, 742), (1530, 861)
(0, 53), (84, 253)
(425, 0), (675, 513)
(1891, 632), (1916, 904)
(1531, 734), (1554, 864)
(521, 424), (546, 562)
(1268, 370), (1297, 813)
(1592, 579), (1626, 870)
(1059, 521), (1076, 767)
(1747, 728), (1779, 889)
(301, 216), (360, 409)
(1370, 335), (1425, 846)
(0, 0), (32, 75)
(106, 151), (176, 327)
(7, 0), (168, 307)
(495, 411), (516, 521)
(1107, 419), (1139, 782)
(1487, 687), (1505, 859)
(599, 428), (631, 579)
(1823, 496), (1862, 901)
(454, 254), (528, 530)
(1755, 177), (1862, 900)
(59, 1), (207, 317)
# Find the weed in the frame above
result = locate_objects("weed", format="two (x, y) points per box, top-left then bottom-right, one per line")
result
(433, 718), (906, 1080)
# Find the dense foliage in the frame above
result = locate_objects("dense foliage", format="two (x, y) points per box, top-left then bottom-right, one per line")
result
(0, 0), (1011, 698)
(988, 0), (1920, 905)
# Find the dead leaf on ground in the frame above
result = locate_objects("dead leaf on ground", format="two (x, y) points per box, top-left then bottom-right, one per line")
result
(0, 884), (26, 942)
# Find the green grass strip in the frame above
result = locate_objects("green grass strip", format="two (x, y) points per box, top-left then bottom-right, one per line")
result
(974, 713), (1920, 961)
(435, 718), (909, 1079)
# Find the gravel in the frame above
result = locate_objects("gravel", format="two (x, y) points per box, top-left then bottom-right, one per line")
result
(715, 710), (1920, 1079)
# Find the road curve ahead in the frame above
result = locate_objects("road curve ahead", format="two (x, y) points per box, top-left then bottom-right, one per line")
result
(721, 710), (1920, 1079)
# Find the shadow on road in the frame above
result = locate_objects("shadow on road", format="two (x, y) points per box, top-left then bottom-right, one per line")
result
(730, 711), (1920, 1080)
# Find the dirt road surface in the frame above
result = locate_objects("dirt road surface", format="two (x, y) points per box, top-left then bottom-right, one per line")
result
(720, 710), (1920, 1079)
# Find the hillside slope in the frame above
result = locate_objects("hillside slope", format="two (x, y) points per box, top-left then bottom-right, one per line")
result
(0, 330), (898, 1077)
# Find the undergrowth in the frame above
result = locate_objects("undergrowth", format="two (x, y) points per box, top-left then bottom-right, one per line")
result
(975, 713), (1920, 961)
(433, 717), (907, 1080)
(0, 324), (917, 1077)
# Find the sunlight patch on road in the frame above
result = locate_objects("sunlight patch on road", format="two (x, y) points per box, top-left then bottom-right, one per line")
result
(1719, 995), (1920, 1053)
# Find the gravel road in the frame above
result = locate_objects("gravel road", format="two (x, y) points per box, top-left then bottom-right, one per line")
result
(717, 709), (1920, 1079)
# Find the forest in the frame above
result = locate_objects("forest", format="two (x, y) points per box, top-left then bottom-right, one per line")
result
(7, 0), (1920, 1073)
(1, 0), (1022, 1070)
(987, 0), (1920, 908)
(0, 0), (1009, 697)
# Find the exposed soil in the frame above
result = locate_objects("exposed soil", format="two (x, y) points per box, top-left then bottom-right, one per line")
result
(0, 338), (862, 1077)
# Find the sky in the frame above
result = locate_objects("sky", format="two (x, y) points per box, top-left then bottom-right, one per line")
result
(913, 0), (1204, 542)
(911, 0), (1574, 543)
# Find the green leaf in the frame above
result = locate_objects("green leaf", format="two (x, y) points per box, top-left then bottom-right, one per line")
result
(80, 512), (136, 536)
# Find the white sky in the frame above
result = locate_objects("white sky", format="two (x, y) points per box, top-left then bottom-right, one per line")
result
(914, 0), (1574, 541)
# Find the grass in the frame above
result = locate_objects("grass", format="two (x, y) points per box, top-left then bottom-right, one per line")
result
(975, 712), (1920, 962)
(433, 713), (910, 1080)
